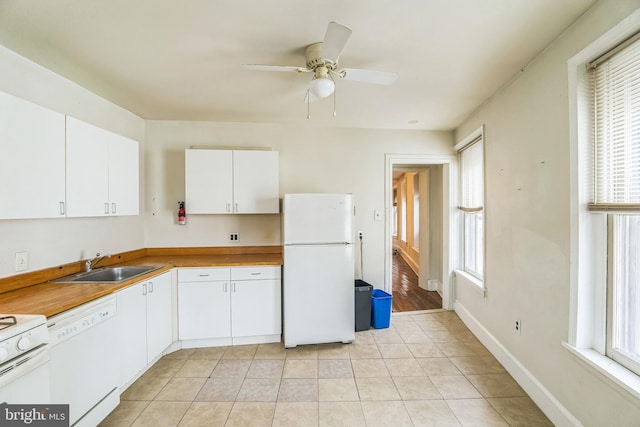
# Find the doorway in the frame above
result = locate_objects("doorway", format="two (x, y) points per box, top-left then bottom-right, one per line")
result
(391, 167), (443, 312)
(384, 154), (456, 311)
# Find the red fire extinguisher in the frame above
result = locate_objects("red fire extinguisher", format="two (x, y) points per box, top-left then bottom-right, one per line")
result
(178, 201), (186, 225)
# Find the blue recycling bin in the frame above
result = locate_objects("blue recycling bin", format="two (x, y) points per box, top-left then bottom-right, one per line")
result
(370, 289), (392, 329)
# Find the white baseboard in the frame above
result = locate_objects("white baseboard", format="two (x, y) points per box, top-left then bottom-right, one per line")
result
(399, 250), (419, 275)
(454, 301), (583, 427)
(180, 334), (281, 349)
(181, 337), (233, 349)
(233, 334), (281, 345)
(427, 279), (440, 292)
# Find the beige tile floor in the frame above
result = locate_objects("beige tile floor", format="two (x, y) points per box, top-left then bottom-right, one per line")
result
(99, 311), (553, 426)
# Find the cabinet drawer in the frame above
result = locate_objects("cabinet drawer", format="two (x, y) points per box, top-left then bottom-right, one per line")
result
(178, 267), (230, 282)
(231, 266), (281, 281)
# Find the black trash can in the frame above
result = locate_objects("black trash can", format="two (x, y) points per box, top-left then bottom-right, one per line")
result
(354, 280), (373, 331)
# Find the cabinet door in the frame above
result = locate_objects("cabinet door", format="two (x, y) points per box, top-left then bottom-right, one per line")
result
(65, 117), (110, 217)
(178, 281), (231, 339)
(185, 149), (233, 214)
(116, 282), (147, 386)
(146, 272), (172, 361)
(108, 133), (139, 216)
(231, 279), (281, 337)
(233, 150), (279, 214)
(0, 91), (66, 219)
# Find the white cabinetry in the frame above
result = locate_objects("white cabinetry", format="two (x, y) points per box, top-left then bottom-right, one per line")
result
(185, 149), (279, 214)
(66, 116), (139, 217)
(0, 91), (66, 219)
(107, 135), (140, 216)
(231, 266), (282, 340)
(117, 271), (172, 386)
(178, 267), (231, 340)
(178, 266), (281, 346)
(146, 272), (173, 360)
(233, 150), (279, 214)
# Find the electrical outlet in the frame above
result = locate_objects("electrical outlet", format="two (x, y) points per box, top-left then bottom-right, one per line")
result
(515, 319), (522, 335)
(229, 232), (239, 242)
(15, 252), (28, 272)
(358, 231), (364, 240)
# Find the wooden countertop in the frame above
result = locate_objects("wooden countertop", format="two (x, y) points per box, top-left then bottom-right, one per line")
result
(0, 247), (282, 318)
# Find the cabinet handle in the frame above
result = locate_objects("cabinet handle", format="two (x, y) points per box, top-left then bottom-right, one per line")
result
(142, 283), (147, 295)
(224, 283), (228, 292)
(104, 203), (109, 214)
(111, 203), (116, 214)
(148, 281), (154, 293)
(251, 272), (261, 276)
(232, 283), (236, 292)
(226, 203), (230, 213)
(59, 202), (65, 215)
(234, 203), (238, 213)
(198, 274), (210, 277)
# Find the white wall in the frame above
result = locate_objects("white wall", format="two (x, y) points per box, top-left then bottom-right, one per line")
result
(0, 45), (145, 278)
(455, 1), (640, 426)
(144, 120), (453, 286)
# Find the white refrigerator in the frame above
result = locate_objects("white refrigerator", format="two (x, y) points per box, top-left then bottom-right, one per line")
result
(282, 193), (355, 348)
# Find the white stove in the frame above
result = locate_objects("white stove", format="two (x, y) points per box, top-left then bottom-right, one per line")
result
(0, 313), (51, 404)
(0, 314), (49, 361)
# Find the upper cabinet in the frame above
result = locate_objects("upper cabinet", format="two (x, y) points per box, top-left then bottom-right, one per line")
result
(185, 149), (279, 214)
(185, 149), (233, 214)
(0, 91), (140, 220)
(66, 117), (139, 217)
(106, 132), (140, 216)
(0, 91), (66, 219)
(233, 150), (279, 214)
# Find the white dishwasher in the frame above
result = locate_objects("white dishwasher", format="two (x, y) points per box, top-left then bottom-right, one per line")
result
(48, 295), (119, 427)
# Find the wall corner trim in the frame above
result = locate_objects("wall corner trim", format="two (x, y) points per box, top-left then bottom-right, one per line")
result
(455, 301), (583, 427)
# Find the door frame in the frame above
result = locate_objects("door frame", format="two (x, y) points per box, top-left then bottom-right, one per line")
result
(384, 153), (457, 310)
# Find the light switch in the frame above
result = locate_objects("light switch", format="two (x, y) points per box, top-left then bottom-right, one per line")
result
(15, 252), (28, 272)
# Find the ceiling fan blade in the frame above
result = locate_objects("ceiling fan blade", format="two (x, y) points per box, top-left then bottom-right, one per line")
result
(242, 64), (309, 73)
(321, 22), (352, 63)
(339, 68), (398, 85)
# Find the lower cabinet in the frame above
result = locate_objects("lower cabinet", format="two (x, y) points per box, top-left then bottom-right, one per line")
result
(117, 271), (172, 386)
(178, 270), (231, 340)
(230, 267), (282, 339)
(178, 266), (281, 344)
(146, 273), (173, 358)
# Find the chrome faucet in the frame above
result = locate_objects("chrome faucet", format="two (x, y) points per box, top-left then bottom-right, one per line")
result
(85, 252), (111, 272)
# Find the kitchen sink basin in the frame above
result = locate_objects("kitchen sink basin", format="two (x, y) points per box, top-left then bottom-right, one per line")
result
(52, 265), (162, 283)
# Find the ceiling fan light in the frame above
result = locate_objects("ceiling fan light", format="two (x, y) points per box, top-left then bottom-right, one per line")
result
(309, 77), (335, 98)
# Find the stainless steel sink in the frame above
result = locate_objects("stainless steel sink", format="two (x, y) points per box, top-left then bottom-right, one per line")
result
(52, 265), (162, 283)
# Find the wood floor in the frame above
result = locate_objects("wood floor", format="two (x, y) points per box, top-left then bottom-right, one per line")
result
(392, 253), (442, 312)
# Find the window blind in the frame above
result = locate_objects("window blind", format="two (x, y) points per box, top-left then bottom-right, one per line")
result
(459, 139), (483, 211)
(589, 35), (640, 210)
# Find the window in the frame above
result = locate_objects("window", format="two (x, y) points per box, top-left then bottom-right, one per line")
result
(590, 33), (640, 376)
(457, 134), (484, 280)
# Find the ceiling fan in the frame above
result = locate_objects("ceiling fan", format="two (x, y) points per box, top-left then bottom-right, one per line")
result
(243, 22), (398, 103)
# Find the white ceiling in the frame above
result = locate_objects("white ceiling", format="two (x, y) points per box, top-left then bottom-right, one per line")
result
(0, 0), (597, 131)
